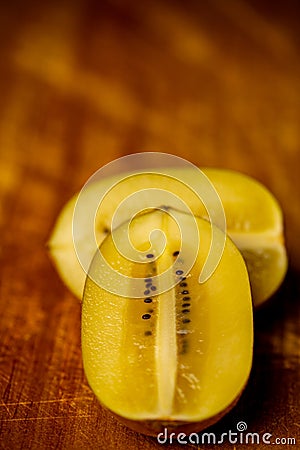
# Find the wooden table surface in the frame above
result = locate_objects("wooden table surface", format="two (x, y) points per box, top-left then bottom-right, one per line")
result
(0, 1), (299, 449)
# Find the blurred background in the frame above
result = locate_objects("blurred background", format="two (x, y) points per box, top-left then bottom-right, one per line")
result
(0, 0), (299, 449)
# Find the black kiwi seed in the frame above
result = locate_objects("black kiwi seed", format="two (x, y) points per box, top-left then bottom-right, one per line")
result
(182, 309), (190, 314)
(182, 318), (191, 324)
(180, 282), (187, 287)
(146, 253), (154, 259)
(176, 270), (184, 275)
(144, 278), (152, 282)
(182, 303), (190, 307)
(144, 289), (150, 296)
(145, 282), (152, 288)
(173, 250), (180, 257)
(181, 290), (189, 295)
(142, 314), (151, 320)
(144, 330), (152, 336)
(180, 340), (188, 355)
(103, 227), (110, 234)
(150, 286), (157, 291)
(144, 298), (152, 303)
(183, 296), (190, 301)
(147, 309), (154, 314)
(180, 277), (186, 281)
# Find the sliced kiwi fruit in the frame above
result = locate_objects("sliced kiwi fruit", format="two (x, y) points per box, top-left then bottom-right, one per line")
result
(48, 167), (287, 307)
(82, 208), (253, 435)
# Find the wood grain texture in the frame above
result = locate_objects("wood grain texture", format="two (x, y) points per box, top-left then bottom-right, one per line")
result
(0, 0), (299, 448)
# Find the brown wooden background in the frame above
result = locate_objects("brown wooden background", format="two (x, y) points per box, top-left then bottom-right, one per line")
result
(0, 0), (299, 449)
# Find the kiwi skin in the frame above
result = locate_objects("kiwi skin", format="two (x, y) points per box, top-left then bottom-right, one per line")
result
(101, 391), (244, 437)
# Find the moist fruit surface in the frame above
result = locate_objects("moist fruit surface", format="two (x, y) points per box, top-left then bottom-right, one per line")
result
(81, 209), (253, 434)
(48, 167), (287, 306)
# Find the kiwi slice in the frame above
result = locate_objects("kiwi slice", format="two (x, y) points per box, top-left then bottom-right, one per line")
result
(49, 167), (287, 306)
(82, 208), (253, 435)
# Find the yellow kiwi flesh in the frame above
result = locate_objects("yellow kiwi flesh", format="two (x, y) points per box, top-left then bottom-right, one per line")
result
(202, 169), (287, 306)
(48, 168), (287, 306)
(82, 209), (253, 435)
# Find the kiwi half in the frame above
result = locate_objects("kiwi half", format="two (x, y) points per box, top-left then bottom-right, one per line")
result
(81, 208), (253, 435)
(49, 167), (287, 307)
